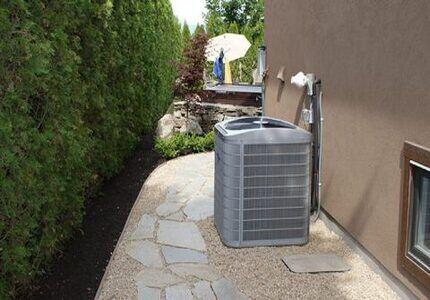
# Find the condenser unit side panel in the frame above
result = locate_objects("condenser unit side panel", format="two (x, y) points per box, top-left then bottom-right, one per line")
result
(214, 128), (242, 247)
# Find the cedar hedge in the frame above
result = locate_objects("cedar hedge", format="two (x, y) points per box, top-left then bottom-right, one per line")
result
(0, 1), (181, 297)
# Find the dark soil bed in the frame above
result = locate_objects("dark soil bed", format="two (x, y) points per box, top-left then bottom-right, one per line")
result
(22, 132), (164, 300)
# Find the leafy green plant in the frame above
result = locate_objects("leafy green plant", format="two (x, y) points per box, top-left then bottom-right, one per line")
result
(155, 132), (215, 159)
(0, 0), (181, 297)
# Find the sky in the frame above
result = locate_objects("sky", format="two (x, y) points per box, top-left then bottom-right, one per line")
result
(170, 0), (207, 27)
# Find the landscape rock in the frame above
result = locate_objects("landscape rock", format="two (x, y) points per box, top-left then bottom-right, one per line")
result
(172, 101), (262, 133)
(158, 101), (262, 137)
(177, 118), (203, 135)
(156, 114), (175, 139)
(173, 110), (182, 118)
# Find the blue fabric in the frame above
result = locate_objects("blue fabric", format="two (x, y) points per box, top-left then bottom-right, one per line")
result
(213, 57), (223, 82)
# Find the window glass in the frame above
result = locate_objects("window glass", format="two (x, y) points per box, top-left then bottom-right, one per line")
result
(409, 162), (430, 270)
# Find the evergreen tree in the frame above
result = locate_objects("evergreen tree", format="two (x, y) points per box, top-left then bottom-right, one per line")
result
(0, 0), (181, 297)
(194, 23), (206, 36)
(182, 22), (191, 47)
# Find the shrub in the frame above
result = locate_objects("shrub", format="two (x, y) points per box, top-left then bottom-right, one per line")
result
(175, 32), (209, 97)
(155, 132), (215, 159)
(174, 32), (209, 116)
(0, 0), (181, 297)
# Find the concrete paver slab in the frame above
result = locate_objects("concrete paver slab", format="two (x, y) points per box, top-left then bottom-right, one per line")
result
(282, 253), (351, 273)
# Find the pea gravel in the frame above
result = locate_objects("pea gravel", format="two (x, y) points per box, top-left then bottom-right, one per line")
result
(97, 153), (400, 299)
(197, 217), (399, 300)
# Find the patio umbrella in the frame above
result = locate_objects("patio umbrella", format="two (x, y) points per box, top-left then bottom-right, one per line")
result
(205, 33), (251, 62)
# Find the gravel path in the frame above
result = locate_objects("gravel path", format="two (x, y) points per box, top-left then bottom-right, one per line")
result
(198, 217), (399, 299)
(96, 152), (399, 300)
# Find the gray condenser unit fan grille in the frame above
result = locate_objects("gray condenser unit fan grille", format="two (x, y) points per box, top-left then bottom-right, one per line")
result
(214, 117), (312, 247)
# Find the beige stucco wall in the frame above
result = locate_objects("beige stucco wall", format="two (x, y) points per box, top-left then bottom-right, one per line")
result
(264, 1), (430, 298)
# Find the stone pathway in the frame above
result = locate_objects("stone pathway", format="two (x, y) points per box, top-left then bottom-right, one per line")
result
(96, 152), (399, 300)
(96, 152), (247, 299)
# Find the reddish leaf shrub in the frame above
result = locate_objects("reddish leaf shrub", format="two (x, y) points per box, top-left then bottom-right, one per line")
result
(174, 32), (208, 115)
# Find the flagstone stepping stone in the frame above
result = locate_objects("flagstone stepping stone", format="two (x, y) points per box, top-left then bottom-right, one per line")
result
(156, 202), (182, 217)
(177, 176), (206, 198)
(212, 278), (248, 300)
(184, 197), (213, 221)
(165, 182), (189, 203)
(157, 220), (206, 251)
(165, 283), (193, 300)
(130, 214), (156, 240)
(135, 268), (183, 288)
(137, 282), (161, 300)
(165, 210), (186, 221)
(169, 263), (220, 281)
(161, 245), (208, 264)
(199, 182), (214, 196)
(192, 280), (216, 300)
(165, 187), (179, 203)
(126, 240), (163, 268)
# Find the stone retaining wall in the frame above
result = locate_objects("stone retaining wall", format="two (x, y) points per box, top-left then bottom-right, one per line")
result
(173, 101), (262, 133)
(156, 101), (262, 139)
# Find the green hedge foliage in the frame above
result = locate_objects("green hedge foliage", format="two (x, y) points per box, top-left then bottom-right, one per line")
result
(0, 1), (181, 297)
(155, 132), (215, 159)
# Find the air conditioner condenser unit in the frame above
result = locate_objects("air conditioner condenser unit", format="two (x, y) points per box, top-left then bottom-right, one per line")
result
(214, 117), (312, 247)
